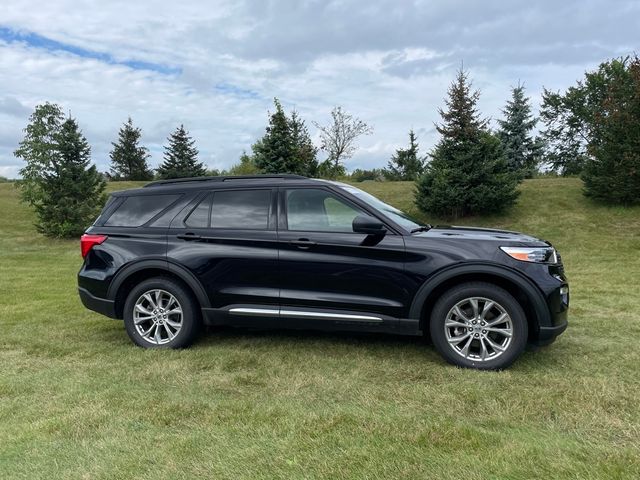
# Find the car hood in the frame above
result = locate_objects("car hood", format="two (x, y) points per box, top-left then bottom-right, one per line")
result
(414, 225), (549, 246)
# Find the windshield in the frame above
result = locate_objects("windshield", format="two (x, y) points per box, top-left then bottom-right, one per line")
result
(334, 183), (425, 231)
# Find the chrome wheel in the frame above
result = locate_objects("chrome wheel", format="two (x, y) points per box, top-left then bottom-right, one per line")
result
(444, 296), (513, 362)
(133, 289), (183, 345)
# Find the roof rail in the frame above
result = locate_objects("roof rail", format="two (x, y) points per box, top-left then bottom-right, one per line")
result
(144, 174), (308, 188)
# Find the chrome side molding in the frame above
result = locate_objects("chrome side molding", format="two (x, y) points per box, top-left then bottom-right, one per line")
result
(228, 307), (383, 323)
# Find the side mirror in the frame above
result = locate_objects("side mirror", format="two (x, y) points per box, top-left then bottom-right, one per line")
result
(352, 215), (387, 236)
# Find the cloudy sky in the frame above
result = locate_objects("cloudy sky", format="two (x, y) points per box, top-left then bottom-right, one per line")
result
(0, 0), (637, 178)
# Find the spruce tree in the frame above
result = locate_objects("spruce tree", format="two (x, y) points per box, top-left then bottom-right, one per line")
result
(289, 110), (318, 176)
(109, 118), (153, 180)
(415, 69), (519, 218)
(385, 130), (425, 180)
(252, 98), (318, 176)
(498, 84), (542, 179)
(35, 117), (107, 237)
(14, 107), (106, 237)
(157, 125), (205, 179)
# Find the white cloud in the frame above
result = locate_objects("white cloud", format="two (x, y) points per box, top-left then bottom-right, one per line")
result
(0, 0), (637, 177)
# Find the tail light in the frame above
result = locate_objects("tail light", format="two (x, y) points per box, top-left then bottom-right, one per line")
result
(81, 234), (108, 258)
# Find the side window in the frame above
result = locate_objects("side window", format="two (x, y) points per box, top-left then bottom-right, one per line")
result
(184, 194), (211, 228)
(105, 194), (181, 227)
(286, 189), (364, 232)
(210, 189), (271, 230)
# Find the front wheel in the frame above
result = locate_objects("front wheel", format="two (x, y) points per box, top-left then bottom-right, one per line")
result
(123, 277), (201, 349)
(430, 282), (528, 370)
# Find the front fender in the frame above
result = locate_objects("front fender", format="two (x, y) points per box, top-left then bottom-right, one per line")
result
(408, 262), (552, 329)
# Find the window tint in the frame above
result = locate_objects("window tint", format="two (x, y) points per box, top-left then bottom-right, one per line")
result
(286, 189), (364, 232)
(184, 194), (211, 228)
(210, 189), (270, 230)
(105, 194), (180, 227)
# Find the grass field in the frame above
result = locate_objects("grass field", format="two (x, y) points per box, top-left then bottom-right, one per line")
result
(1, 178), (639, 479)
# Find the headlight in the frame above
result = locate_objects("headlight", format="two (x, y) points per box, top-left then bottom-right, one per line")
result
(500, 246), (558, 263)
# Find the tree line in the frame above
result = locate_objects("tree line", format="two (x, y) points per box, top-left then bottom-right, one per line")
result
(13, 55), (640, 237)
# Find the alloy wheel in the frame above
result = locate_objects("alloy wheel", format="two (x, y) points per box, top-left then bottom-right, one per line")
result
(133, 289), (183, 345)
(444, 296), (513, 362)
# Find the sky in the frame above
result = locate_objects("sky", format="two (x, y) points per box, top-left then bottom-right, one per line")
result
(0, 0), (638, 178)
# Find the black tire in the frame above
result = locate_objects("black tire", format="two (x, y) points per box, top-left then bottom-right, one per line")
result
(123, 277), (201, 349)
(429, 282), (528, 370)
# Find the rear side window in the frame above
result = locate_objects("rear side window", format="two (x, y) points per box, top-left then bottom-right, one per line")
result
(184, 194), (212, 228)
(105, 194), (181, 227)
(211, 189), (270, 230)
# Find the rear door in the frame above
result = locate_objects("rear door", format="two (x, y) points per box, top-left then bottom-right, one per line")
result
(167, 187), (280, 313)
(276, 187), (410, 323)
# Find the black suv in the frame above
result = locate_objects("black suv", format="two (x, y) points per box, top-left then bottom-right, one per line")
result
(78, 175), (568, 369)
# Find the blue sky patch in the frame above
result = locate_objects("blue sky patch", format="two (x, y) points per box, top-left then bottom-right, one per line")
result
(214, 82), (260, 99)
(0, 26), (180, 75)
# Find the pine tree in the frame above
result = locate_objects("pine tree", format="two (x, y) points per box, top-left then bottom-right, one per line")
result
(109, 118), (153, 180)
(157, 125), (205, 179)
(385, 130), (425, 180)
(289, 110), (318, 176)
(35, 117), (107, 237)
(497, 84), (542, 179)
(415, 69), (519, 218)
(252, 98), (318, 176)
(14, 107), (106, 237)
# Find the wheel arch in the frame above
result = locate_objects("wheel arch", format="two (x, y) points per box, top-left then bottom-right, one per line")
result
(410, 263), (551, 341)
(108, 260), (210, 319)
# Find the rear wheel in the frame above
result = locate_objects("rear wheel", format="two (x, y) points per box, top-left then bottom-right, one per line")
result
(123, 277), (201, 348)
(430, 282), (527, 370)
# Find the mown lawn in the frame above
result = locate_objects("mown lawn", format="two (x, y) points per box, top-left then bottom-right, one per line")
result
(0, 178), (639, 479)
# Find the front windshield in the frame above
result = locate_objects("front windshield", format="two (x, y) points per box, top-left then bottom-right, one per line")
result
(334, 183), (425, 231)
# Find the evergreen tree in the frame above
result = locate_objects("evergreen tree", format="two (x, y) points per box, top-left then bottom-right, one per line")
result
(385, 130), (425, 180)
(252, 98), (318, 176)
(14, 107), (106, 237)
(35, 117), (107, 237)
(415, 69), (519, 218)
(582, 56), (640, 205)
(14, 102), (65, 206)
(289, 110), (318, 176)
(157, 125), (205, 179)
(109, 118), (153, 180)
(497, 84), (543, 179)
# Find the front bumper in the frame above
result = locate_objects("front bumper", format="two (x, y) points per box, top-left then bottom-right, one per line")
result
(78, 287), (117, 319)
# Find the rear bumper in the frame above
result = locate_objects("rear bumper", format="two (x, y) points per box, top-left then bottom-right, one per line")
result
(78, 287), (117, 319)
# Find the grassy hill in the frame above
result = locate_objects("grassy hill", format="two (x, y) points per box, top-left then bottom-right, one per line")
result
(1, 178), (639, 479)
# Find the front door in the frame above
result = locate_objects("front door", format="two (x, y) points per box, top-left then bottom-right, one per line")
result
(277, 187), (410, 326)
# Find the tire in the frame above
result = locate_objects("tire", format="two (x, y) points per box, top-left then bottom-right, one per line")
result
(123, 277), (201, 349)
(429, 282), (528, 370)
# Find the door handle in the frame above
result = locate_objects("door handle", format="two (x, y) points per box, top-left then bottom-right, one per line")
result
(289, 239), (317, 249)
(177, 233), (202, 241)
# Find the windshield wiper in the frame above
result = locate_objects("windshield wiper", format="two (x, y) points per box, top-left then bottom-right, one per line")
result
(410, 225), (432, 233)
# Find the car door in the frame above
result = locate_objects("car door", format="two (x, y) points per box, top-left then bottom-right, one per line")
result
(167, 187), (280, 315)
(277, 186), (411, 325)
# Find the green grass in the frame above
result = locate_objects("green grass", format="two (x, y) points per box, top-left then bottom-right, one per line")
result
(1, 178), (639, 479)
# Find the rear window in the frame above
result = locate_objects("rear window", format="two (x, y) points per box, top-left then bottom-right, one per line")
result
(105, 194), (181, 227)
(211, 189), (270, 230)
